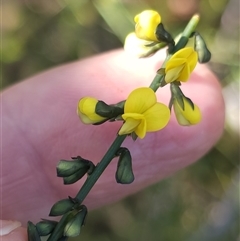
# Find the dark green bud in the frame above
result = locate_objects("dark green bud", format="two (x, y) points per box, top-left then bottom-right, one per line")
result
(27, 221), (41, 241)
(194, 32), (211, 63)
(49, 198), (75, 216)
(64, 206), (88, 237)
(36, 219), (58, 236)
(57, 156), (95, 184)
(115, 148), (134, 184)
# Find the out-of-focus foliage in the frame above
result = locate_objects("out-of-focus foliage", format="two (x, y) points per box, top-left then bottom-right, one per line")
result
(2, 0), (239, 240)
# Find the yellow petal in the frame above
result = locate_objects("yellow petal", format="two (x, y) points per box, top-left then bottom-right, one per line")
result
(165, 65), (185, 83)
(124, 87), (156, 114)
(134, 118), (147, 139)
(172, 47), (194, 59)
(174, 98), (201, 125)
(118, 113), (143, 135)
(77, 97), (105, 124)
(124, 32), (153, 57)
(178, 64), (190, 82)
(166, 58), (186, 71)
(134, 10), (161, 42)
(172, 47), (198, 73)
(188, 50), (198, 72)
(144, 103), (170, 131)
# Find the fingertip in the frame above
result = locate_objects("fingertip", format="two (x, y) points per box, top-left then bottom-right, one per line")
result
(0, 220), (27, 241)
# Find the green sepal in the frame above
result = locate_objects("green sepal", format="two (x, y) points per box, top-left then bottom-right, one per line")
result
(157, 68), (165, 75)
(114, 100), (125, 110)
(57, 156), (93, 177)
(155, 23), (175, 45)
(49, 198), (75, 216)
(170, 84), (184, 110)
(131, 132), (138, 141)
(36, 219), (58, 236)
(183, 96), (195, 110)
(95, 101), (124, 118)
(115, 148), (134, 184)
(64, 206), (88, 237)
(170, 83), (194, 110)
(27, 221), (41, 241)
(194, 32), (211, 63)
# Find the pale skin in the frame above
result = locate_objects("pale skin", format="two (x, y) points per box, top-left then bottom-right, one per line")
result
(1, 49), (225, 240)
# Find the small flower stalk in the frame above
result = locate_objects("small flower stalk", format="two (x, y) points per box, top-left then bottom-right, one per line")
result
(28, 9), (212, 241)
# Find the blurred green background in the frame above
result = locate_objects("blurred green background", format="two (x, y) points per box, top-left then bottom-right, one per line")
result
(2, 0), (239, 240)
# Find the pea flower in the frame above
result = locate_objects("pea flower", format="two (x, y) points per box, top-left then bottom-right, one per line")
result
(173, 96), (201, 125)
(77, 97), (106, 124)
(134, 10), (161, 42)
(124, 32), (165, 58)
(165, 47), (198, 83)
(118, 87), (170, 139)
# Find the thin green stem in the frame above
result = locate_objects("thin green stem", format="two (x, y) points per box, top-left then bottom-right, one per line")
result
(75, 134), (127, 203)
(172, 14), (200, 53)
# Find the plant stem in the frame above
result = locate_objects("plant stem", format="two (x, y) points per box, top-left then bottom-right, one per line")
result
(75, 134), (127, 203)
(172, 14), (200, 53)
(44, 14), (200, 241)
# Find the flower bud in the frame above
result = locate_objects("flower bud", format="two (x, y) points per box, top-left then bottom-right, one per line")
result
(171, 84), (201, 125)
(115, 148), (134, 184)
(165, 47), (198, 83)
(36, 219), (58, 236)
(194, 32), (211, 63)
(49, 198), (75, 216)
(27, 221), (41, 241)
(134, 10), (161, 42)
(124, 32), (166, 57)
(77, 97), (106, 124)
(57, 157), (95, 184)
(64, 206), (88, 237)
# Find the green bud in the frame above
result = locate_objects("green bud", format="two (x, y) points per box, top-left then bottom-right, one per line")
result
(27, 221), (41, 241)
(49, 198), (75, 216)
(115, 148), (134, 184)
(64, 206), (88, 237)
(57, 157), (95, 184)
(155, 23), (174, 46)
(57, 157), (92, 177)
(194, 32), (211, 63)
(36, 219), (58, 236)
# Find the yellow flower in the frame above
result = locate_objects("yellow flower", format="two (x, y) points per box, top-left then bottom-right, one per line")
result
(118, 87), (170, 139)
(77, 97), (106, 124)
(124, 32), (164, 58)
(165, 47), (198, 83)
(134, 10), (161, 42)
(173, 96), (201, 125)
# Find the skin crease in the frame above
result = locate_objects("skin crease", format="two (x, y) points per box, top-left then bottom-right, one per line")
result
(1, 49), (224, 239)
